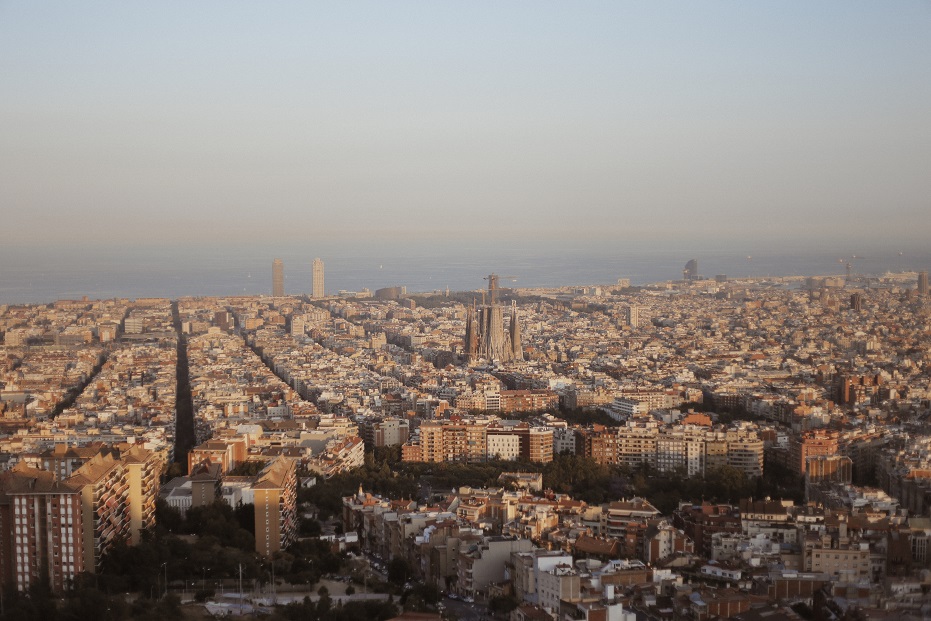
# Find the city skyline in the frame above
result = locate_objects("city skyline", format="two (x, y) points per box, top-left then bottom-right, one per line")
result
(2, 245), (931, 306)
(1, 2), (929, 253)
(1, 0), (930, 604)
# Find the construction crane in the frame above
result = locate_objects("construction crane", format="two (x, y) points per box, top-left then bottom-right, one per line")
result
(483, 274), (516, 305)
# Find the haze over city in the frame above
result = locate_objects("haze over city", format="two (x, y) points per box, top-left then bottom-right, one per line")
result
(2, 1), (930, 274)
(7, 4), (931, 619)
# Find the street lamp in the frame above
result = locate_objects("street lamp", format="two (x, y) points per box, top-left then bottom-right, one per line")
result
(161, 562), (168, 599)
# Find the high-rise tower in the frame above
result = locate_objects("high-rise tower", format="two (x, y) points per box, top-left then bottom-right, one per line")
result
(509, 300), (523, 360)
(312, 258), (324, 298)
(683, 259), (698, 281)
(918, 271), (929, 297)
(272, 258), (284, 297)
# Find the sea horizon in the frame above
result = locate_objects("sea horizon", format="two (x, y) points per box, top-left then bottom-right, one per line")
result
(1, 242), (928, 306)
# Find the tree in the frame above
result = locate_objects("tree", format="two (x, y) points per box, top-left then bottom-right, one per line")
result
(489, 595), (519, 615)
(317, 585), (333, 616)
(228, 460), (268, 476)
(702, 466), (754, 503)
(387, 557), (412, 587)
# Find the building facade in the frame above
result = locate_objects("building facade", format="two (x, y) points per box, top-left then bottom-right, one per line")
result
(0, 464), (85, 593)
(272, 258), (284, 297)
(253, 457), (298, 557)
(312, 258), (324, 298)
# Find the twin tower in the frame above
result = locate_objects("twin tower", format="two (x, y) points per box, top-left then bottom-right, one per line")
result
(272, 257), (324, 298)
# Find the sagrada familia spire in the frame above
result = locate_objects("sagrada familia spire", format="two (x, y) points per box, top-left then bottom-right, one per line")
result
(464, 274), (523, 363)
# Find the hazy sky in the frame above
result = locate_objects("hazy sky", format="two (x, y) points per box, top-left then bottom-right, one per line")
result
(2, 2), (930, 252)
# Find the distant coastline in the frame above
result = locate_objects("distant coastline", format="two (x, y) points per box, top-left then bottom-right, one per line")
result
(1, 245), (928, 306)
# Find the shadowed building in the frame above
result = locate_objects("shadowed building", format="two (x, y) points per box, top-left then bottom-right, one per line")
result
(683, 259), (699, 281)
(850, 292), (862, 311)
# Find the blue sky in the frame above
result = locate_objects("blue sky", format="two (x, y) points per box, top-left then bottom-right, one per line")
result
(1, 1), (929, 253)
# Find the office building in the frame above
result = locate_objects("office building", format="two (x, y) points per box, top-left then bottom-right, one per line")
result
(919, 271), (929, 297)
(683, 259), (699, 281)
(312, 257), (324, 298)
(272, 258), (284, 297)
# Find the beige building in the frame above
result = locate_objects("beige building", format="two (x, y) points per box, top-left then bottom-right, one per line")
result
(806, 542), (870, 581)
(537, 564), (580, 613)
(457, 535), (533, 597)
(0, 464), (85, 592)
(253, 457), (298, 557)
(272, 258), (284, 297)
(123, 445), (162, 545)
(312, 257), (324, 298)
(70, 453), (131, 573)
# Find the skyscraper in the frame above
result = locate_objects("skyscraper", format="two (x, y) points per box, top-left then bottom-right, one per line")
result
(312, 258), (324, 298)
(272, 258), (284, 297)
(918, 271), (929, 297)
(683, 259), (699, 281)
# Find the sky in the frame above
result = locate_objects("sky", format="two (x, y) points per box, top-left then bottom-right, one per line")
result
(1, 1), (930, 256)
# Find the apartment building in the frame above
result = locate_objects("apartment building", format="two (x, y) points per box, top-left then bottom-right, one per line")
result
(789, 430), (840, 475)
(457, 535), (533, 597)
(361, 416), (410, 449)
(69, 452), (132, 573)
(405, 419), (553, 464)
(253, 456), (298, 557)
(122, 444), (161, 545)
(188, 438), (248, 474)
(0, 463), (85, 592)
(575, 421), (764, 478)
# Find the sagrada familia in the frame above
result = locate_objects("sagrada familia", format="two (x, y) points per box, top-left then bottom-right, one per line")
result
(464, 274), (523, 363)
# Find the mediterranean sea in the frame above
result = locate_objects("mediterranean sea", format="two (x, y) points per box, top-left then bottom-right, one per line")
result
(1, 241), (928, 305)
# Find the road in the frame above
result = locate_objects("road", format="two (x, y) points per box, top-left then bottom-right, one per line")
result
(442, 595), (493, 621)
